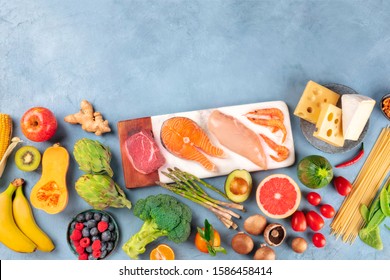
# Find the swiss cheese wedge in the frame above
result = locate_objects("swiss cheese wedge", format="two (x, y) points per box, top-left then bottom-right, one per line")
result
(313, 104), (344, 147)
(294, 81), (340, 124)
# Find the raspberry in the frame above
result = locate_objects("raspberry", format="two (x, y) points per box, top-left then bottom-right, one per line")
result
(72, 239), (80, 247)
(70, 229), (82, 241)
(75, 246), (85, 255)
(92, 250), (101, 258)
(79, 237), (91, 248)
(78, 253), (88, 260)
(97, 221), (108, 233)
(92, 239), (101, 251)
(75, 223), (84, 230)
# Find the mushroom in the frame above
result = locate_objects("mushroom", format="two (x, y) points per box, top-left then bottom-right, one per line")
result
(291, 237), (308, 254)
(254, 244), (276, 260)
(244, 214), (267, 235)
(263, 223), (286, 246)
(231, 232), (254, 254)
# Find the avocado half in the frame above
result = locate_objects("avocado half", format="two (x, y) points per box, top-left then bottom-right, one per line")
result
(224, 169), (253, 203)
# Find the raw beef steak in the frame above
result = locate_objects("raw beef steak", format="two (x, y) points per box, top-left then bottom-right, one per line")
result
(125, 130), (166, 174)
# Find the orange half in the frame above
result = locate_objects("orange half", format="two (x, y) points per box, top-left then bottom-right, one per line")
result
(150, 244), (175, 260)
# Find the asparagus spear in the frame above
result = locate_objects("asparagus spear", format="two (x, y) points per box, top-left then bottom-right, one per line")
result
(156, 168), (245, 229)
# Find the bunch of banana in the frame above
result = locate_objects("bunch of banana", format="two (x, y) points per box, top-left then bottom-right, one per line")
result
(0, 178), (55, 253)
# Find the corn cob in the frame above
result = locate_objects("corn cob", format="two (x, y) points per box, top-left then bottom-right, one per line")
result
(0, 114), (12, 160)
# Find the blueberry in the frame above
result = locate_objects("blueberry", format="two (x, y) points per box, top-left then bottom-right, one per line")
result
(76, 213), (85, 222)
(90, 227), (99, 236)
(110, 231), (117, 241)
(85, 212), (93, 221)
(108, 223), (115, 231)
(106, 242), (114, 251)
(93, 212), (102, 221)
(82, 227), (90, 237)
(85, 245), (92, 253)
(101, 242), (107, 251)
(88, 254), (97, 260)
(92, 236), (100, 241)
(100, 250), (108, 259)
(101, 215), (110, 222)
(101, 230), (111, 242)
(86, 220), (97, 229)
(70, 221), (76, 229)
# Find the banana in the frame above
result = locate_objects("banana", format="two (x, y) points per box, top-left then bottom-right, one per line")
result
(0, 178), (36, 253)
(13, 180), (55, 252)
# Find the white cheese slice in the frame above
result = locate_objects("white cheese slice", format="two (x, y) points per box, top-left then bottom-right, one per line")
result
(341, 94), (376, 141)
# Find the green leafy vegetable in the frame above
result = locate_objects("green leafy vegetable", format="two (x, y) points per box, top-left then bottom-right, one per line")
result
(369, 197), (381, 220)
(359, 226), (383, 250)
(360, 204), (369, 224)
(380, 186), (390, 216)
(359, 179), (390, 250)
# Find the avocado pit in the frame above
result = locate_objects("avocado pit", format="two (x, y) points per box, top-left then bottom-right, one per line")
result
(225, 169), (252, 203)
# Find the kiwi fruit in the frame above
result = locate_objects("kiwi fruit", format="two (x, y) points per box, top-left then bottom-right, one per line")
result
(15, 146), (41, 172)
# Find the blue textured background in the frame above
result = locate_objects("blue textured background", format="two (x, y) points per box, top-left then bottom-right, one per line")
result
(0, 0), (389, 260)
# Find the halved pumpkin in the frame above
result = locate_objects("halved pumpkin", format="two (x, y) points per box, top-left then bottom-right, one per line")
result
(30, 143), (69, 214)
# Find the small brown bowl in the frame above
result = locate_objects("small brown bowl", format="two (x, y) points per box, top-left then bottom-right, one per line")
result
(381, 93), (390, 121)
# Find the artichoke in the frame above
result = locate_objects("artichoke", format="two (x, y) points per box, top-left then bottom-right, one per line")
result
(73, 138), (113, 177)
(75, 174), (131, 210)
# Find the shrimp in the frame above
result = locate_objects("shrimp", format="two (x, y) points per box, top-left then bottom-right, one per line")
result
(260, 134), (289, 162)
(245, 108), (284, 122)
(247, 117), (287, 143)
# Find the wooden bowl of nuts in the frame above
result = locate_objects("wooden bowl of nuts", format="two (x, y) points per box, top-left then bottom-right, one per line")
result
(381, 93), (390, 121)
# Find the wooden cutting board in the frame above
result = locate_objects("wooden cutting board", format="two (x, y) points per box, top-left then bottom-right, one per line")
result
(118, 101), (295, 188)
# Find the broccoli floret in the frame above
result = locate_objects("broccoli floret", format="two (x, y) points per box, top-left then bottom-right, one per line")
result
(122, 194), (192, 259)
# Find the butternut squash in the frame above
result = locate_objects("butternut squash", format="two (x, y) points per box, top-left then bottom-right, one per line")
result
(30, 144), (69, 214)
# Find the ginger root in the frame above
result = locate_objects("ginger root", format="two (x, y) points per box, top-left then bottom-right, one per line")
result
(64, 100), (111, 136)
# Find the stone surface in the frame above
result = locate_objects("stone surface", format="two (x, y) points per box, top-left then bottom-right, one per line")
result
(0, 0), (389, 260)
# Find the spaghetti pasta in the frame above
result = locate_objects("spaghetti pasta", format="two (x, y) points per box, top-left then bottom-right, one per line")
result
(330, 126), (390, 243)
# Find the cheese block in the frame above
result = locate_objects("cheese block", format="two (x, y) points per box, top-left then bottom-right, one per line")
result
(341, 94), (375, 141)
(313, 103), (344, 147)
(294, 81), (340, 124)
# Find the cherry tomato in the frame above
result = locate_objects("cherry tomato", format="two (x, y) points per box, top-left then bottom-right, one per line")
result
(320, 204), (335, 218)
(333, 176), (352, 196)
(306, 192), (322, 206)
(305, 211), (324, 231)
(312, 233), (326, 248)
(291, 211), (307, 232)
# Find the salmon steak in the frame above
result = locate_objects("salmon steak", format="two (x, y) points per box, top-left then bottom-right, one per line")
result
(207, 110), (267, 170)
(160, 116), (225, 171)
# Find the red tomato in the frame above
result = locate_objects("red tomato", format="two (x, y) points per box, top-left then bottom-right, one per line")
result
(305, 211), (324, 231)
(291, 211), (307, 232)
(333, 176), (352, 196)
(312, 233), (326, 248)
(306, 192), (321, 206)
(320, 204), (335, 218)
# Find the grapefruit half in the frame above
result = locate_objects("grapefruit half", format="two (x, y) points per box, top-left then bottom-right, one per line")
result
(256, 174), (301, 219)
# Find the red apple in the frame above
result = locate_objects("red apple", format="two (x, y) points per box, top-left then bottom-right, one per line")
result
(20, 107), (58, 142)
